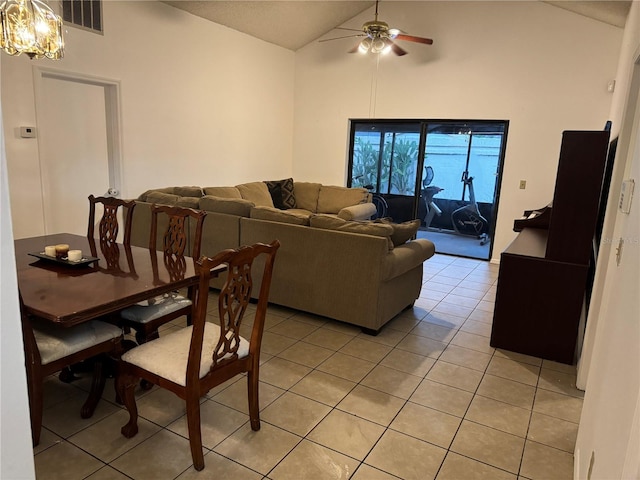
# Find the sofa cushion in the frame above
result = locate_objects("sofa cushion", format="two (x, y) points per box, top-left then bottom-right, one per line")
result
(173, 186), (203, 198)
(236, 182), (274, 208)
(264, 178), (297, 209)
(146, 191), (179, 206)
(338, 203), (377, 221)
(377, 218), (422, 247)
(310, 214), (394, 250)
(317, 186), (369, 214)
(175, 196), (201, 209)
(250, 206), (310, 225)
(294, 182), (321, 212)
(199, 195), (254, 217)
(138, 187), (174, 201)
(203, 186), (242, 199)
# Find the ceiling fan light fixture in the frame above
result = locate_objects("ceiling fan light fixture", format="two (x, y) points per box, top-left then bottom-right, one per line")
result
(358, 37), (372, 54)
(0, 0), (64, 59)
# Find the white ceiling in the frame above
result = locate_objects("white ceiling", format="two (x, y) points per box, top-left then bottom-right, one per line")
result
(162, 1), (631, 51)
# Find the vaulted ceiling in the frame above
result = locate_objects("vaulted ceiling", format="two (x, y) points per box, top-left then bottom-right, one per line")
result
(162, 1), (631, 51)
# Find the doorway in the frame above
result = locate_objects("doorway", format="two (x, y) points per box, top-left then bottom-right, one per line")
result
(347, 119), (508, 260)
(33, 68), (123, 236)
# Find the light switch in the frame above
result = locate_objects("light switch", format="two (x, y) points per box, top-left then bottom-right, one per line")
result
(519, 180), (526, 189)
(20, 126), (36, 138)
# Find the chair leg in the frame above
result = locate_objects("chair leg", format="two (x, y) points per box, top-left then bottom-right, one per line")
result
(117, 371), (139, 438)
(185, 391), (204, 470)
(26, 367), (43, 446)
(81, 356), (108, 418)
(247, 367), (261, 431)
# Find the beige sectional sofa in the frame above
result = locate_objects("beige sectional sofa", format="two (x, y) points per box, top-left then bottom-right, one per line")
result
(127, 180), (436, 333)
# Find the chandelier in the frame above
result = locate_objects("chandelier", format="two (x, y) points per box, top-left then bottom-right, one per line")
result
(0, 0), (64, 59)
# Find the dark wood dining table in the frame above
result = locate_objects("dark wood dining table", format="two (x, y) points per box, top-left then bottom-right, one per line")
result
(16, 233), (202, 327)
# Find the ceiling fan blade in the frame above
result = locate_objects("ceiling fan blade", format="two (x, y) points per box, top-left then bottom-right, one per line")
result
(395, 33), (433, 45)
(389, 41), (407, 56)
(319, 34), (365, 43)
(335, 27), (366, 33)
(348, 42), (361, 54)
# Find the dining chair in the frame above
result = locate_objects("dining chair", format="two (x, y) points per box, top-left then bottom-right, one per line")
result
(117, 240), (280, 471)
(19, 294), (124, 446)
(119, 204), (207, 345)
(87, 194), (136, 246)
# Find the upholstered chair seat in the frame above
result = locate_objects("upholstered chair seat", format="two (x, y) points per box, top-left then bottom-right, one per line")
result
(121, 323), (249, 386)
(120, 294), (192, 325)
(33, 319), (123, 365)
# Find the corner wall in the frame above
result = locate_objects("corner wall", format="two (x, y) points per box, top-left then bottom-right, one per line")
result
(1, 1), (295, 239)
(292, 1), (622, 260)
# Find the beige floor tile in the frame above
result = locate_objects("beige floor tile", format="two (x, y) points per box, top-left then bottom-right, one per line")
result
(432, 302), (474, 319)
(175, 451), (262, 479)
(415, 296), (440, 312)
(439, 344), (492, 372)
(277, 341), (334, 368)
(424, 281), (456, 293)
(361, 364), (423, 399)
(440, 266), (475, 280)
(41, 375), (84, 410)
(476, 300), (495, 312)
(337, 385), (406, 426)
(213, 378), (284, 415)
(477, 374), (536, 409)
(41, 389), (121, 439)
(258, 356), (312, 389)
(426, 361), (483, 392)
(365, 429), (447, 480)
(303, 328), (354, 350)
(486, 357), (540, 386)
(390, 402), (461, 448)
(290, 311), (327, 327)
(307, 410), (385, 460)
(532, 389), (583, 424)
(527, 412), (578, 452)
(267, 318), (319, 339)
(537, 368), (584, 398)
(33, 427), (63, 455)
(167, 399), (249, 449)
(441, 293), (481, 309)
(386, 313), (422, 332)
(424, 311), (467, 329)
(425, 276), (460, 287)
(260, 331), (298, 356)
(85, 465), (132, 480)
(260, 391), (331, 436)
(396, 333), (448, 359)
(450, 330), (495, 354)
(69, 409), (161, 462)
(214, 422), (301, 475)
(339, 337), (393, 363)
(317, 352), (376, 382)
(379, 348), (436, 377)
(468, 308), (494, 324)
(436, 451), (517, 480)
(290, 370), (356, 406)
(110, 429), (197, 479)
(397, 305), (431, 323)
(352, 463), (403, 479)
(358, 326), (408, 347)
(410, 379), (473, 417)
(450, 420), (525, 474)
(322, 319), (362, 336)
(520, 440), (574, 480)
(34, 440), (104, 480)
(269, 438), (359, 479)
(421, 288), (449, 301)
(494, 349), (543, 367)
(451, 284), (490, 297)
(541, 359), (577, 374)
(410, 320), (458, 343)
(460, 319), (493, 337)
(135, 387), (189, 426)
(465, 395), (531, 437)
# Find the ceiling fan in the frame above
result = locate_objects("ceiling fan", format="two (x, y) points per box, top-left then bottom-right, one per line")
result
(319, 0), (433, 56)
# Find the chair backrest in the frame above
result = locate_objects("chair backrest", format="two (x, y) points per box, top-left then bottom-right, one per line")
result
(88, 195), (137, 246)
(149, 204), (207, 259)
(186, 240), (280, 384)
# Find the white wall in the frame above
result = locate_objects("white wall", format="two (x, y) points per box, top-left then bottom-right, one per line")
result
(1, 1), (295, 239)
(575, 2), (640, 477)
(293, 1), (622, 260)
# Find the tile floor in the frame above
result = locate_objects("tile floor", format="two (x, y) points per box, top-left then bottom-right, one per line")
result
(33, 254), (584, 480)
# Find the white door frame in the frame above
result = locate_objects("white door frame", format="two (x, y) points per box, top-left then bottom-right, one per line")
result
(32, 66), (124, 233)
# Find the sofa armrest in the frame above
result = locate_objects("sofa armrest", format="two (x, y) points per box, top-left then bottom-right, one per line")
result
(338, 203), (377, 221)
(381, 238), (436, 281)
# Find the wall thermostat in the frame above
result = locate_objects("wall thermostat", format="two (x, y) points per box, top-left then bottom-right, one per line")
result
(20, 126), (36, 138)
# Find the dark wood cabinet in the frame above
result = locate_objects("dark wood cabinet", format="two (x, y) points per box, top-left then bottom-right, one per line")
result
(490, 130), (610, 364)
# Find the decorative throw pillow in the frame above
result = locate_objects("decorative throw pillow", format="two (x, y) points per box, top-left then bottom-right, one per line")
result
(264, 178), (297, 209)
(377, 218), (421, 247)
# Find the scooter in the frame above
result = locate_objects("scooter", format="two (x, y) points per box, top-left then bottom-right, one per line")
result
(451, 171), (489, 245)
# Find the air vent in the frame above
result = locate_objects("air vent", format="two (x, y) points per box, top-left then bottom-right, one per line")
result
(62, 0), (102, 33)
